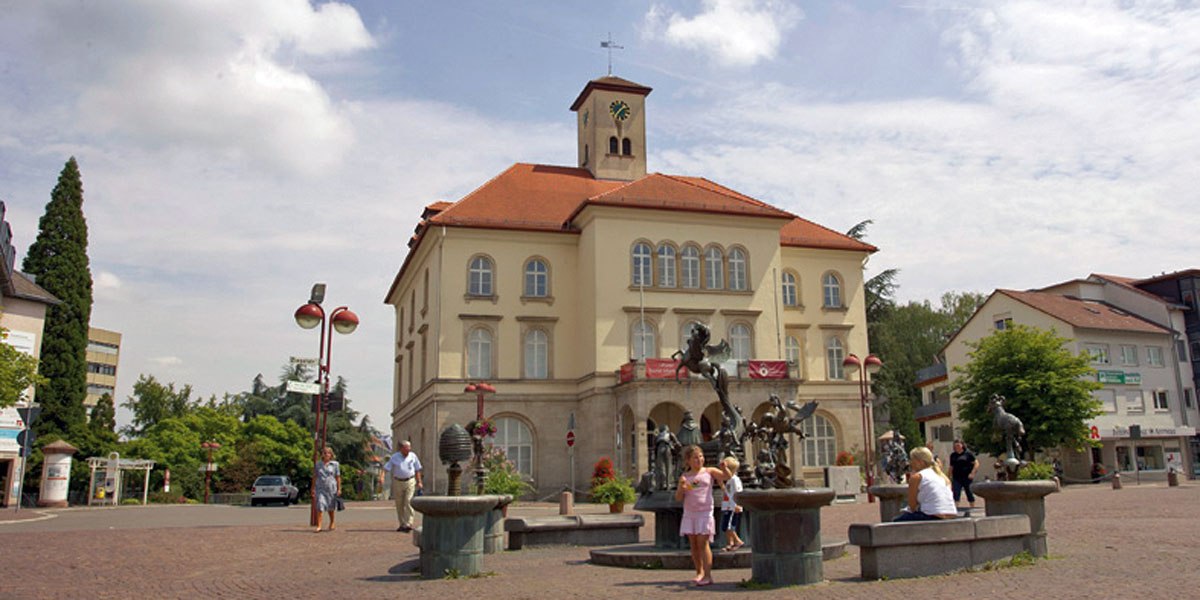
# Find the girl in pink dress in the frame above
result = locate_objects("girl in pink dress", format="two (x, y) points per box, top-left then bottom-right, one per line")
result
(674, 445), (727, 586)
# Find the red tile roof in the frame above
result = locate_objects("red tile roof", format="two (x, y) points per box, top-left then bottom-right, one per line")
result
(570, 76), (653, 111)
(569, 173), (795, 221)
(781, 217), (878, 252)
(998, 289), (1167, 334)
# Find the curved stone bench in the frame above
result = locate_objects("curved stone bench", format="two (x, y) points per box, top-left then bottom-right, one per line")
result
(848, 514), (1030, 580)
(504, 514), (644, 550)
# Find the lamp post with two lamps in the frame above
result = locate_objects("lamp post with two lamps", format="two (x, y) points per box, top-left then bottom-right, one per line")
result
(294, 283), (359, 526)
(464, 382), (496, 494)
(843, 353), (883, 503)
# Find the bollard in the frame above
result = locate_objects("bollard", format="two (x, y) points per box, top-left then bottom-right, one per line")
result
(1111, 472), (1122, 490)
(1167, 469), (1179, 487)
(559, 490), (574, 515)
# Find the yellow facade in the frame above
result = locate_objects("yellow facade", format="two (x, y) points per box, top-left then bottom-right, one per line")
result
(386, 77), (877, 496)
(85, 327), (121, 408)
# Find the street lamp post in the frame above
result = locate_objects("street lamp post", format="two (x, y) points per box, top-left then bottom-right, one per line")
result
(843, 353), (883, 503)
(464, 382), (496, 494)
(295, 283), (359, 526)
(201, 441), (221, 504)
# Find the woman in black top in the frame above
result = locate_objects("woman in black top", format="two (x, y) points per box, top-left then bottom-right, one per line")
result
(948, 439), (979, 508)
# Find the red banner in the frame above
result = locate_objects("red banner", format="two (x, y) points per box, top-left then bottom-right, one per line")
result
(748, 360), (788, 379)
(645, 358), (682, 379)
(619, 362), (634, 383)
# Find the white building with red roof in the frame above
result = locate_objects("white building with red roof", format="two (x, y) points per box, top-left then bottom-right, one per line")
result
(385, 76), (880, 496)
(932, 277), (1198, 483)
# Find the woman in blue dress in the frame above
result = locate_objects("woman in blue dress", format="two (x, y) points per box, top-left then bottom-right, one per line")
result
(314, 446), (341, 533)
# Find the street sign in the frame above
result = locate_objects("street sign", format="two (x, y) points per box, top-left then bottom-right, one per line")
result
(290, 356), (318, 366)
(566, 430), (576, 448)
(286, 380), (320, 395)
(310, 392), (345, 413)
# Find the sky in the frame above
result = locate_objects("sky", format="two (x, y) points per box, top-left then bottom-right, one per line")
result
(1, 1), (1197, 433)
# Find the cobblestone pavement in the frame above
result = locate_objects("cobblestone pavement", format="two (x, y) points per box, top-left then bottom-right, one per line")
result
(1, 482), (1196, 599)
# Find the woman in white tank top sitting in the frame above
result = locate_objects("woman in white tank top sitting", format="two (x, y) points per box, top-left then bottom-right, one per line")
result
(892, 446), (958, 522)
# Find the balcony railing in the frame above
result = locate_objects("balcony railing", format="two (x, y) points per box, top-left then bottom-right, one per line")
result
(914, 399), (951, 421)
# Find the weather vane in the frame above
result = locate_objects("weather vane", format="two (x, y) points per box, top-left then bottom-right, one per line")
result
(601, 32), (623, 76)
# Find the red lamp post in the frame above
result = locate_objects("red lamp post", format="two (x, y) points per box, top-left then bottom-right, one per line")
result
(201, 441), (221, 504)
(843, 353), (883, 503)
(295, 283), (359, 525)
(464, 382), (496, 494)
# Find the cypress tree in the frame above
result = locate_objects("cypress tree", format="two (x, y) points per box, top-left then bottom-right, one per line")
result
(22, 157), (93, 440)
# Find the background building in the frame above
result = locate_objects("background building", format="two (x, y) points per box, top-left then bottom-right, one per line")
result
(386, 76), (878, 496)
(935, 276), (1198, 482)
(1, 200), (60, 508)
(85, 327), (121, 408)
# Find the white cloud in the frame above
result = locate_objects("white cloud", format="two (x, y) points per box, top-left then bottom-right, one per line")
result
(644, 0), (802, 67)
(653, 1), (1200, 303)
(4, 1), (374, 176)
(150, 356), (183, 367)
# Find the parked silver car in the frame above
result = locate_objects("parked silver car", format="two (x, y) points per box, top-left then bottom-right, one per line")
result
(250, 475), (299, 506)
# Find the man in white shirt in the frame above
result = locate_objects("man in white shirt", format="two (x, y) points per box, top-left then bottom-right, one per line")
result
(384, 440), (423, 532)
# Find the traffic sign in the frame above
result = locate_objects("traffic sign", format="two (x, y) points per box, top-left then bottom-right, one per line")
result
(286, 380), (321, 395)
(566, 430), (576, 448)
(290, 356), (318, 366)
(1089, 425), (1100, 440)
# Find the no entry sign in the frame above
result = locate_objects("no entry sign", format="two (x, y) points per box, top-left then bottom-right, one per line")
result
(566, 430), (576, 447)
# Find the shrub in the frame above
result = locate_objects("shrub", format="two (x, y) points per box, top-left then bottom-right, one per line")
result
(590, 477), (636, 505)
(120, 498), (142, 505)
(835, 451), (855, 466)
(482, 447), (533, 498)
(1017, 462), (1056, 481)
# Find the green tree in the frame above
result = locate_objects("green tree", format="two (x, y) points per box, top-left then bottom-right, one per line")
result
(845, 220), (899, 329)
(22, 157), (93, 438)
(85, 392), (120, 449)
(871, 291), (987, 445)
(121, 374), (194, 437)
(951, 324), (1103, 459)
(0, 314), (47, 408)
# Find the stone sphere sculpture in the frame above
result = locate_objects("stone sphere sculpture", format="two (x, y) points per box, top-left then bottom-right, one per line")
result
(439, 424), (473, 496)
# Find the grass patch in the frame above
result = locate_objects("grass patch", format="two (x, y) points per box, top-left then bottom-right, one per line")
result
(443, 568), (497, 580)
(978, 551), (1038, 572)
(737, 579), (775, 590)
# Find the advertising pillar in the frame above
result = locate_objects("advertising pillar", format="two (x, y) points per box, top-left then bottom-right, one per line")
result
(38, 440), (78, 507)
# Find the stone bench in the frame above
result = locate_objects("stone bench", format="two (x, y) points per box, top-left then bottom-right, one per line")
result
(504, 514), (643, 550)
(848, 514), (1030, 580)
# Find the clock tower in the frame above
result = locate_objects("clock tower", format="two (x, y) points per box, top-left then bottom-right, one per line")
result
(570, 75), (652, 181)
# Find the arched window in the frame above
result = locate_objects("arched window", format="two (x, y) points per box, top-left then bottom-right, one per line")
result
(704, 246), (724, 289)
(631, 242), (652, 287)
(781, 272), (798, 307)
(524, 329), (548, 379)
(468, 256), (494, 296)
(524, 258), (548, 297)
(657, 244), (677, 288)
(800, 415), (836, 467)
(631, 318), (656, 360)
(825, 337), (845, 380)
(822, 272), (843, 308)
(490, 417), (534, 477)
(680, 245), (701, 289)
(609, 136), (619, 154)
(728, 248), (747, 291)
(467, 327), (493, 378)
(622, 137), (632, 155)
(785, 335), (801, 366)
(729, 324), (752, 361)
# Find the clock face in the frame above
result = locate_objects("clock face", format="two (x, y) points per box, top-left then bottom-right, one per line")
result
(609, 100), (631, 122)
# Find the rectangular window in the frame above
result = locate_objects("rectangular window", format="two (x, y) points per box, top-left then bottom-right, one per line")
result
(1084, 344), (1109, 364)
(1125, 391), (1145, 413)
(1177, 340), (1188, 362)
(1095, 389), (1116, 412)
(1186, 388), (1194, 409)
(1147, 346), (1164, 367)
(994, 317), (1013, 330)
(1153, 390), (1169, 411)
(1120, 345), (1138, 366)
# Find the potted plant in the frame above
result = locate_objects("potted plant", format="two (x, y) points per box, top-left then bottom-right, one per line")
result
(482, 447), (532, 507)
(591, 476), (636, 513)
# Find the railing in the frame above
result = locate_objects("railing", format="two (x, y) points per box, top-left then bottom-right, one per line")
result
(914, 400), (951, 421)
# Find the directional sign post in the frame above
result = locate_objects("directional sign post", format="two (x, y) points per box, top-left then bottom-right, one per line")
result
(286, 380), (321, 395)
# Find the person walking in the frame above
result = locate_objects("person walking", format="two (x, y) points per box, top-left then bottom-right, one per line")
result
(948, 439), (979, 508)
(675, 445), (727, 587)
(384, 440), (423, 532)
(313, 447), (341, 533)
